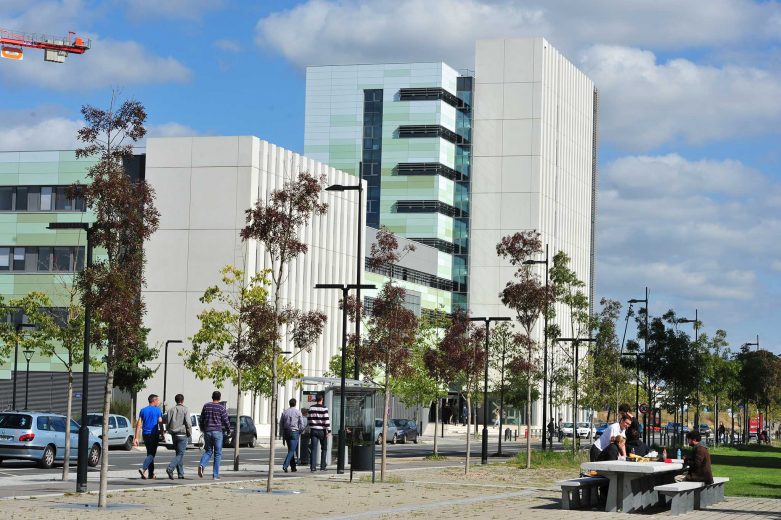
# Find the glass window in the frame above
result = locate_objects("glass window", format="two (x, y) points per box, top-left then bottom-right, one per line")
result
(25, 247), (37, 272)
(0, 188), (12, 211)
(55, 187), (73, 211)
(0, 413), (32, 429)
(27, 187), (40, 211)
(85, 415), (102, 427)
(71, 419), (80, 430)
(52, 247), (71, 272)
(50, 417), (67, 433)
(12, 247), (24, 271)
(37, 416), (51, 431)
(75, 248), (85, 271)
(37, 247), (51, 271)
(117, 417), (128, 428)
(15, 187), (27, 211)
(0, 247), (9, 271)
(40, 187), (53, 211)
(109, 417), (117, 429)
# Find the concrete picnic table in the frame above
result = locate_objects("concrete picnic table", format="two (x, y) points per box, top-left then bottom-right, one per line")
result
(581, 460), (684, 512)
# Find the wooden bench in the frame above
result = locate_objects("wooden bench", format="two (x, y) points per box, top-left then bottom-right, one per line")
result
(698, 477), (729, 508)
(655, 481), (704, 515)
(556, 476), (609, 509)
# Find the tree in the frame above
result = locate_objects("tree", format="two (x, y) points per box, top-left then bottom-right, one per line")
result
(496, 231), (553, 468)
(422, 309), (455, 456)
(75, 95), (159, 507)
(113, 327), (157, 421)
(489, 322), (523, 452)
(436, 308), (484, 474)
(240, 171), (328, 492)
(357, 228), (418, 481)
(184, 265), (274, 472)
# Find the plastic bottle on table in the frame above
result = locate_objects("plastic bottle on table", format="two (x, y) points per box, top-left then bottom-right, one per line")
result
(676, 448), (681, 460)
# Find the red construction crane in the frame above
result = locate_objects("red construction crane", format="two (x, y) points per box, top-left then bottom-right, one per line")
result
(1, 28), (91, 63)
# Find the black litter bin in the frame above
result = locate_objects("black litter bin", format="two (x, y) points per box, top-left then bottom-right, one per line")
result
(350, 444), (373, 471)
(299, 431), (311, 465)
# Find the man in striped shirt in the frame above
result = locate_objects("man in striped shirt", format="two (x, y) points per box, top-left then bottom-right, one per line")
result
(198, 391), (231, 480)
(308, 392), (330, 471)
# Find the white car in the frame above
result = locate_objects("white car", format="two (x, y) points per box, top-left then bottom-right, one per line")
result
(576, 422), (595, 439)
(163, 413), (203, 450)
(560, 422), (575, 437)
(84, 413), (134, 450)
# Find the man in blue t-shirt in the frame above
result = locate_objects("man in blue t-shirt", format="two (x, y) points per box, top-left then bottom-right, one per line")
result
(134, 394), (163, 479)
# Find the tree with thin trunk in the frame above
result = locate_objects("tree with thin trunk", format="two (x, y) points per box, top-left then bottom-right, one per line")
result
(240, 171), (328, 492)
(418, 308), (451, 456)
(489, 321), (521, 452)
(496, 231), (553, 469)
(75, 94), (159, 507)
(356, 228), (418, 480)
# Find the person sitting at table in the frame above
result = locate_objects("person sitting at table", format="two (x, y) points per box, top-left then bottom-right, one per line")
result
(675, 431), (713, 484)
(625, 426), (650, 457)
(590, 413), (633, 462)
(597, 435), (627, 461)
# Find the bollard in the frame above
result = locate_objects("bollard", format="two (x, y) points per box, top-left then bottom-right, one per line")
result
(504, 428), (511, 441)
(514, 430), (518, 441)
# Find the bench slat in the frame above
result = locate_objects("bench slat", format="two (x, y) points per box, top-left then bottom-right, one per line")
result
(556, 477), (608, 487)
(656, 482), (704, 492)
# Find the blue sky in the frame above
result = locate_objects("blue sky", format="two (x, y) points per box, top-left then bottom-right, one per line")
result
(1, 0), (780, 354)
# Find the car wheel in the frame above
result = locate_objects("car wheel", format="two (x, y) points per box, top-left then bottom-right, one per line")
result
(88, 444), (101, 467)
(197, 434), (205, 451)
(376, 434), (383, 445)
(39, 445), (56, 469)
(123, 436), (133, 451)
(248, 435), (257, 448)
(412, 435), (418, 444)
(400, 434), (407, 444)
(390, 433), (397, 445)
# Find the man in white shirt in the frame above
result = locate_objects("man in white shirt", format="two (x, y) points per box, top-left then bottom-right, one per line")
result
(590, 414), (633, 462)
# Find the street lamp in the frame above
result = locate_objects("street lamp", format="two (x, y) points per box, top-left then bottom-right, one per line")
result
(47, 221), (95, 493)
(325, 182), (364, 381)
(469, 316), (511, 465)
(315, 282), (375, 474)
(628, 287), (649, 443)
(163, 340), (183, 413)
(678, 311), (700, 435)
(12, 323), (37, 410)
(23, 347), (34, 409)
(522, 244), (549, 449)
(739, 335), (759, 443)
(557, 337), (597, 452)
(620, 351), (643, 416)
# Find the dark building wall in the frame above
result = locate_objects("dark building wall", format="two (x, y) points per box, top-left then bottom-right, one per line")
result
(0, 372), (106, 416)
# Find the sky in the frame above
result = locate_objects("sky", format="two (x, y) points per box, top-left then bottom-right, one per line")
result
(1, 0), (780, 355)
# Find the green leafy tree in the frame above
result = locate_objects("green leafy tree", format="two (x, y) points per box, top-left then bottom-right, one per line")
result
(75, 95), (159, 507)
(240, 172), (328, 492)
(184, 265), (274, 471)
(488, 321), (521, 451)
(422, 309), (455, 456)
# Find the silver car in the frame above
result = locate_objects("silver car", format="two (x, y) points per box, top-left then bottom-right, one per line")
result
(85, 413), (134, 450)
(374, 419), (399, 444)
(0, 411), (101, 469)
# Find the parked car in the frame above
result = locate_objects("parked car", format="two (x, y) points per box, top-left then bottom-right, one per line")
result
(666, 422), (689, 434)
(0, 411), (101, 469)
(391, 419), (419, 444)
(226, 415), (257, 448)
(594, 422), (609, 437)
(576, 422), (595, 439)
(163, 412), (203, 450)
(560, 422), (575, 437)
(698, 424), (712, 437)
(374, 419), (399, 444)
(84, 413), (134, 450)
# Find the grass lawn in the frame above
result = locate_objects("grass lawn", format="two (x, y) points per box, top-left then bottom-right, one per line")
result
(710, 444), (781, 498)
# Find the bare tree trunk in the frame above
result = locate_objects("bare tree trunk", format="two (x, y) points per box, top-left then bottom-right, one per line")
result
(381, 375), (390, 481)
(98, 367), (114, 507)
(465, 393), (471, 475)
(526, 359), (532, 469)
(266, 365), (278, 492)
(132, 392), (138, 424)
(433, 399), (439, 456)
(62, 371), (73, 481)
(234, 370), (242, 471)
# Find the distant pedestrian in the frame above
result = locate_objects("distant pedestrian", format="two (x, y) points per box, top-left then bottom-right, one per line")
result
(718, 423), (725, 443)
(134, 394), (164, 480)
(165, 393), (192, 479)
(547, 419), (556, 446)
(558, 418), (564, 442)
(461, 405), (468, 426)
(198, 391), (231, 480)
(280, 398), (305, 473)
(308, 392), (330, 471)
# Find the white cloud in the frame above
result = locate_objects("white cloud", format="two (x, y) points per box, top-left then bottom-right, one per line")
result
(0, 0), (100, 35)
(581, 46), (781, 150)
(123, 0), (226, 21)
(146, 122), (200, 138)
(0, 37), (191, 90)
(596, 153), (781, 312)
(0, 106), (82, 151)
(255, 0), (781, 69)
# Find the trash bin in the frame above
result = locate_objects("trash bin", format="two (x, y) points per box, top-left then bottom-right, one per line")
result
(299, 431), (311, 465)
(351, 444), (373, 471)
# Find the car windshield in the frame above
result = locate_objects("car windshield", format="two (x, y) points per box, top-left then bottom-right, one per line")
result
(375, 420), (383, 428)
(577, 423), (590, 428)
(0, 413), (33, 429)
(563, 422), (573, 428)
(85, 415), (103, 427)
(392, 419), (407, 427)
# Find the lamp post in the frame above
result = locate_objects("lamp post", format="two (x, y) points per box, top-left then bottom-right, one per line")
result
(163, 340), (183, 413)
(522, 244), (549, 449)
(557, 337), (597, 456)
(23, 347), (34, 409)
(740, 336), (759, 443)
(628, 287), (649, 443)
(620, 351), (643, 416)
(12, 323), (36, 410)
(678, 311), (700, 435)
(469, 316), (511, 465)
(325, 182), (364, 381)
(315, 282), (375, 474)
(47, 221), (94, 493)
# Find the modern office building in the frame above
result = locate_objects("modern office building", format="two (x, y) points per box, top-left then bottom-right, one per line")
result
(304, 37), (597, 426)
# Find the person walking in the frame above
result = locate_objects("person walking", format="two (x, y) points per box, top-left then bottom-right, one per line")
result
(134, 394), (164, 480)
(308, 392), (330, 471)
(198, 391), (231, 480)
(547, 419), (556, 447)
(165, 393), (192, 479)
(280, 398), (305, 473)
